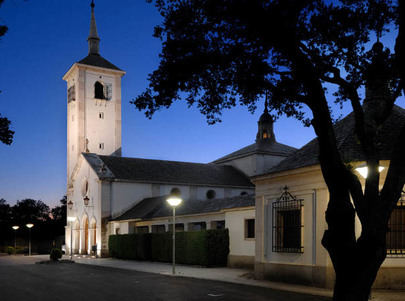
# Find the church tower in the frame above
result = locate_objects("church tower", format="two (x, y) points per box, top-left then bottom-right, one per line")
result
(63, 1), (125, 186)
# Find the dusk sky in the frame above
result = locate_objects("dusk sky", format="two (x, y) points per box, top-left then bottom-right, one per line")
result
(0, 0), (397, 207)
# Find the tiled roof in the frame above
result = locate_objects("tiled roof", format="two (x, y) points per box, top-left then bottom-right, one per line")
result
(264, 105), (405, 175)
(83, 153), (254, 188)
(112, 194), (255, 221)
(213, 140), (297, 163)
(77, 54), (122, 71)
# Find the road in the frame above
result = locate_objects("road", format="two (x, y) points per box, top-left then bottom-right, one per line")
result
(0, 255), (330, 301)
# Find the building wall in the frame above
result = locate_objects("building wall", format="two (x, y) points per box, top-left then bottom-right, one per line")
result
(225, 208), (256, 268)
(110, 182), (152, 218)
(66, 157), (103, 255)
(253, 163), (405, 289)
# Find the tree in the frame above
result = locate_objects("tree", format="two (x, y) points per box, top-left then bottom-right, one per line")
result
(0, 0), (14, 145)
(12, 199), (50, 225)
(133, 1), (405, 300)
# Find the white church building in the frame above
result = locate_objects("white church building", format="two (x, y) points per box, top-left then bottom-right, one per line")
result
(64, 3), (295, 268)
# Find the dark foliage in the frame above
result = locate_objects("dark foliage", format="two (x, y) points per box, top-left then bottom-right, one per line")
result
(0, 0), (14, 145)
(50, 248), (62, 261)
(109, 229), (229, 267)
(0, 197), (66, 254)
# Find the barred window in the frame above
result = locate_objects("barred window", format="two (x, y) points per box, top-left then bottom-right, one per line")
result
(387, 198), (405, 256)
(272, 187), (304, 253)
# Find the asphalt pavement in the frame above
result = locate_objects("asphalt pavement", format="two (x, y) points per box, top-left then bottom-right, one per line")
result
(0, 255), (330, 301)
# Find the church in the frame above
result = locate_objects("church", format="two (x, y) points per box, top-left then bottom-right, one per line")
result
(64, 3), (295, 268)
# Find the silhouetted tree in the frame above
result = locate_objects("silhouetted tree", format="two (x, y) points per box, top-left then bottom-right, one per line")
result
(12, 199), (50, 225)
(50, 196), (67, 237)
(0, 0), (14, 145)
(134, 1), (405, 299)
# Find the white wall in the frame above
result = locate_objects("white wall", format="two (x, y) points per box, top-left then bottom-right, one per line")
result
(225, 209), (256, 257)
(110, 182), (152, 217)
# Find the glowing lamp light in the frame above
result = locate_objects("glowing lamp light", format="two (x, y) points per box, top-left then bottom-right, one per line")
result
(355, 165), (384, 178)
(26, 223), (34, 229)
(166, 196), (182, 207)
(12, 226), (19, 230)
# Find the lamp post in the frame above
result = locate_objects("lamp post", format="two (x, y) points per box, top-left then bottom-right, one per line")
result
(26, 223), (34, 256)
(166, 194), (182, 275)
(12, 226), (19, 251)
(67, 217), (76, 261)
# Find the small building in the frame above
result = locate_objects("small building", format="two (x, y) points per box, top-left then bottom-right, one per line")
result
(253, 105), (405, 289)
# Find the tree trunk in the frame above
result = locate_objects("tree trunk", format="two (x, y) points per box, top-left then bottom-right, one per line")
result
(322, 199), (388, 301)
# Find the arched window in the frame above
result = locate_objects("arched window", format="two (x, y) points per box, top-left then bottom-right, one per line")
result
(94, 81), (105, 99)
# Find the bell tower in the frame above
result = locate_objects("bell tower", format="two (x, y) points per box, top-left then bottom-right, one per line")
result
(256, 97), (275, 143)
(63, 1), (126, 185)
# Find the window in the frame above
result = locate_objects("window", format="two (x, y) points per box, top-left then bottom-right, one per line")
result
(99, 143), (104, 150)
(272, 187), (304, 253)
(387, 198), (405, 256)
(188, 222), (206, 231)
(72, 115), (75, 122)
(104, 83), (112, 100)
(206, 190), (216, 200)
(99, 112), (104, 119)
(211, 220), (225, 230)
(94, 81), (105, 99)
(68, 85), (76, 102)
(136, 226), (149, 234)
(262, 130), (268, 139)
(152, 225), (166, 233)
(245, 219), (255, 239)
(81, 179), (89, 197)
(94, 81), (112, 100)
(168, 223), (184, 232)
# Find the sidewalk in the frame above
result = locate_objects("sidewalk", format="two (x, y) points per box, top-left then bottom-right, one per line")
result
(64, 255), (405, 301)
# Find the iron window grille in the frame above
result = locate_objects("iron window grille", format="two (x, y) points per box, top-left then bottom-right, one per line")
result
(272, 186), (304, 253)
(387, 196), (405, 256)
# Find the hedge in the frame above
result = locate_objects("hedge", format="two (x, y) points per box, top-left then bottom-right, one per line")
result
(108, 229), (229, 267)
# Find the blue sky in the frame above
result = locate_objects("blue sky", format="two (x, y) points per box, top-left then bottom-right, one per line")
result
(0, 0), (393, 207)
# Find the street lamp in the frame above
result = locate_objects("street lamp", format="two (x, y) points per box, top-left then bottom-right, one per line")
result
(166, 194), (182, 275)
(12, 226), (19, 251)
(67, 216), (76, 261)
(26, 223), (34, 256)
(355, 165), (384, 178)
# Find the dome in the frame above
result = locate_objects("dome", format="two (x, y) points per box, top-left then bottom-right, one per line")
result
(259, 111), (273, 123)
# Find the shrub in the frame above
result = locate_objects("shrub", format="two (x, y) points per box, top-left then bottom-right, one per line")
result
(7, 246), (15, 255)
(50, 248), (62, 261)
(108, 229), (229, 266)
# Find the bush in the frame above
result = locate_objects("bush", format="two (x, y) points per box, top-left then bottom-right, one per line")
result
(50, 248), (62, 261)
(7, 246), (15, 255)
(109, 229), (229, 266)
